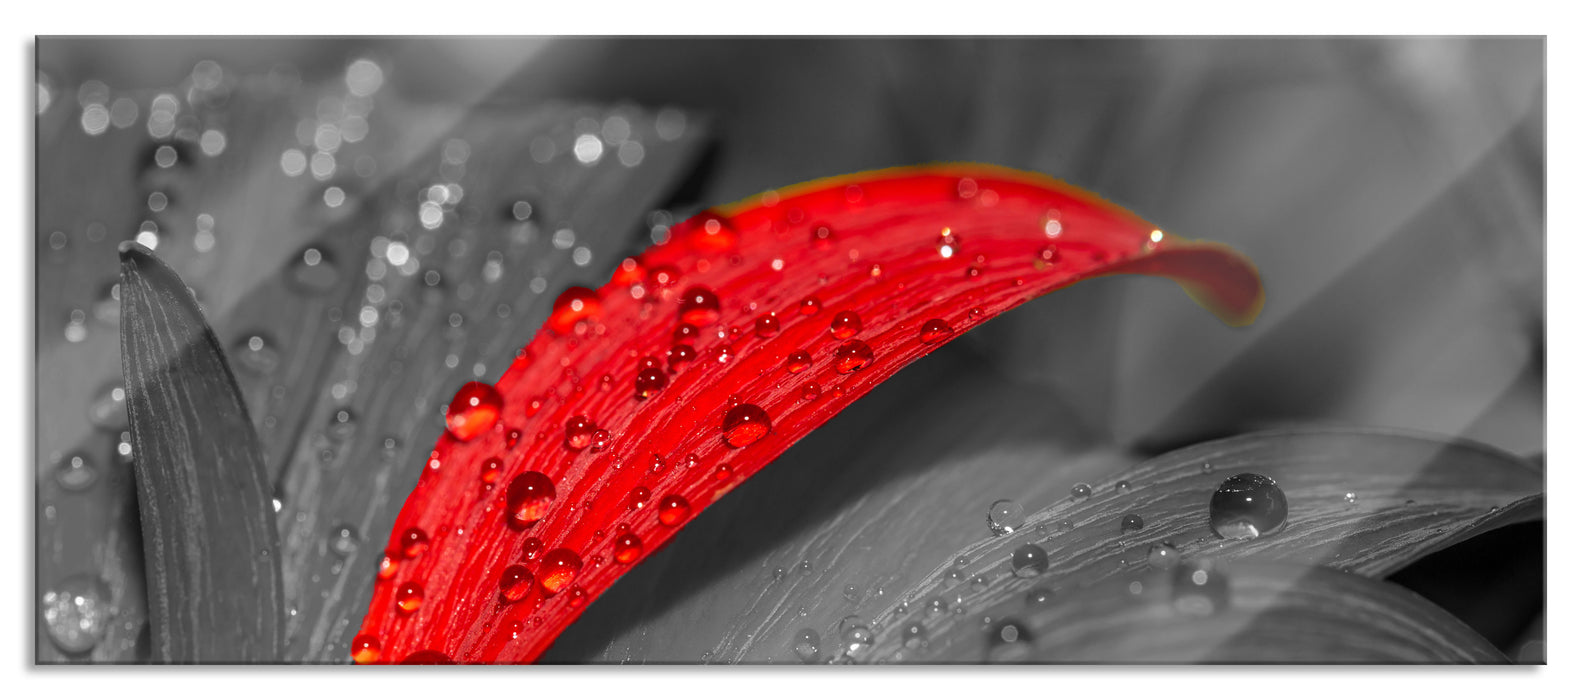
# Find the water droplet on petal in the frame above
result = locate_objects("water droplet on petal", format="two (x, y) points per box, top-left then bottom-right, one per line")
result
(564, 415), (597, 450)
(986, 619), (1034, 662)
(722, 403), (772, 447)
(754, 313), (780, 338)
(350, 633), (381, 663)
(613, 533), (643, 564)
(398, 527), (429, 558)
(919, 318), (952, 344)
(902, 622), (928, 650)
(833, 339), (874, 374)
(1120, 513), (1145, 532)
(800, 297), (821, 315)
(634, 366), (667, 399)
(287, 246), (341, 295)
(986, 499), (1026, 536)
(506, 471), (556, 527)
(1147, 542), (1182, 569)
(498, 564), (535, 602)
(657, 494), (691, 526)
(444, 382), (501, 441)
(785, 350), (812, 374)
(538, 549), (582, 594)
(829, 310), (862, 339)
(329, 524), (359, 557)
(395, 582), (423, 613)
(549, 287), (601, 334)
(1010, 543), (1049, 578)
(1115, 480), (1132, 495)
(1070, 483), (1092, 500)
(792, 628), (822, 663)
(678, 286), (721, 326)
(1209, 473), (1288, 539)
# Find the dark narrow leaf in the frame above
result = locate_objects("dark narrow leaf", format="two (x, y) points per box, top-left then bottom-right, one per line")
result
(898, 561), (1506, 663)
(851, 428), (1540, 662)
(118, 243), (285, 663)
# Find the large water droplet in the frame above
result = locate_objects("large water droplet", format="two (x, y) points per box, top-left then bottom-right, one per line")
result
(986, 499), (1026, 536)
(833, 339), (874, 374)
(1070, 483), (1092, 500)
(919, 318), (952, 344)
(538, 548), (582, 595)
(792, 628), (821, 663)
(41, 574), (114, 654)
(1147, 542), (1182, 569)
(54, 452), (99, 491)
(505, 471), (556, 527)
(444, 382), (501, 441)
(722, 403), (772, 447)
(634, 366), (667, 399)
(564, 415), (597, 450)
(613, 532), (643, 564)
(1171, 559), (1229, 616)
(395, 582), (423, 613)
(1120, 513), (1145, 532)
(549, 286), (601, 334)
(1010, 543), (1049, 578)
(785, 350), (812, 374)
(840, 617), (873, 655)
(657, 494), (691, 526)
(398, 527), (429, 558)
(678, 285), (721, 326)
(829, 310), (862, 339)
(1209, 473), (1288, 539)
(350, 633), (381, 663)
(498, 564), (535, 602)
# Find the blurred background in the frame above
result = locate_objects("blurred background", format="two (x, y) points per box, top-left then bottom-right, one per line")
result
(34, 38), (1543, 663)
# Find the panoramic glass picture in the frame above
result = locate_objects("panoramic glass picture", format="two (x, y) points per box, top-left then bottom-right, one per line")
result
(34, 37), (1544, 664)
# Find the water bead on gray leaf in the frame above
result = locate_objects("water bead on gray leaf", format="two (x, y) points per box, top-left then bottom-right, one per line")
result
(1070, 482), (1092, 500)
(985, 619), (1035, 662)
(1010, 543), (1049, 578)
(1171, 559), (1229, 616)
(792, 628), (821, 663)
(986, 498), (1026, 536)
(1209, 473), (1289, 539)
(54, 452), (99, 491)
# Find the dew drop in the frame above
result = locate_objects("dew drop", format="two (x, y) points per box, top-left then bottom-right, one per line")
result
(480, 456), (503, 486)
(549, 286), (601, 334)
(722, 403), (772, 447)
(1120, 513), (1145, 532)
(919, 318), (952, 344)
(521, 537), (544, 562)
(1010, 543), (1049, 578)
(329, 524), (359, 557)
(754, 313), (780, 338)
(398, 527), (429, 558)
(800, 297), (822, 315)
(505, 472), (556, 527)
(901, 622), (928, 650)
(41, 575), (114, 654)
(613, 533), (643, 564)
(829, 310), (862, 339)
(588, 429), (611, 453)
(833, 339), (874, 374)
(1115, 480), (1132, 495)
(785, 350), (812, 374)
(395, 582), (423, 613)
(1171, 559), (1229, 616)
(840, 618), (873, 654)
(792, 628), (822, 663)
(667, 343), (695, 371)
(1147, 542), (1182, 569)
(498, 564), (535, 602)
(1344, 491), (1358, 505)
(1070, 483), (1092, 500)
(632, 365), (667, 399)
(54, 452), (99, 491)
(936, 227), (962, 259)
(287, 246), (341, 295)
(810, 222), (836, 247)
(678, 286), (721, 326)
(800, 382), (822, 401)
(986, 499), (1026, 536)
(657, 494), (691, 526)
(377, 553), (398, 580)
(443, 382), (501, 441)
(538, 549), (582, 594)
(564, 415), (597, 450)
(1208, 473), (1288, 540)
(350, 633), (380, 664)
(627, 486), (651, 510)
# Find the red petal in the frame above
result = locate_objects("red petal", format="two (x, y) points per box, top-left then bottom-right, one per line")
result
(354, 164), (1263, 662)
